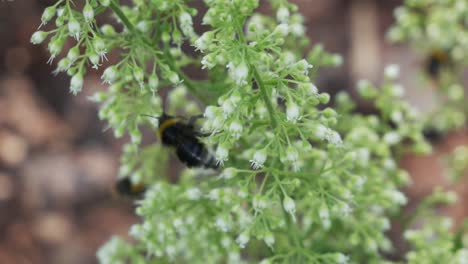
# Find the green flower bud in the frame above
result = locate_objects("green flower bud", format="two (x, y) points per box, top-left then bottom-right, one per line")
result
(70, 73), (84, 95)
(41, 6), (56, 26)
(83, 4), (94, 23)
(30, 31), (48, 45)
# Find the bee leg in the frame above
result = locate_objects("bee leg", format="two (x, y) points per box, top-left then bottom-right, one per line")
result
(194, 131), (212, 138)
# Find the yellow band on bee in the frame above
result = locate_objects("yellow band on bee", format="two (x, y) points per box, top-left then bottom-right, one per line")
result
(158, 118), (181, 139)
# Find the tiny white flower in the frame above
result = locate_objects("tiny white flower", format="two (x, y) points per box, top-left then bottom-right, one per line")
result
(228, 62), (249, 85)
(274, 23), (289, 36)
(383, 131), (401, 145)
(256, 104), (268, 118)
(253, 195), (268, 212)
(68, 19), (81, 40)
(276, 7), (290, 23)
(390, 84), (405, 97)
(356, 148), (370, 165)
(314, 124), (328, 139)
(301, 82), (318, 95)
(67, 47), (80, 62)
(250, 149), (267, 169)
(285, 146), (300, 169)
(283, 195), (296, 222)
(290, 23), (305, 36)
(210, 115), (225, 132)
(165, 245), (176, 258)
(334, 253), (349, 264)
(204, 105), (220, 120)
(220, 167), (237, 180)
(31, 31), (48, 44)
(54, 58), (71, 74)
(221, 99), (234, 117)
(383, 158), (396, 170)
(101, 66), (118, 84)
(389, 190), (407, 205)
(208, 189), (220, 200)
(83, 4), (94, 23)
(194, 32), (212, 52)
(391, 110), (404, 123)
(236, 231), (250, 248)
(264, 232), (275, 248)
(384, 64), (400, 79)
(136, 21), (151, 33)
(281, 51), (296, 65)
(186, 187), (201, 200)
(56, 7), (65, 17)
(179, 12), (195, 37)
(133, 67), (145, 86)
(326, 130), (343, 145)
(295, 59), (313, 75)
(355, 176), (366, 189)
(47, 40), (63, 63)
(215, 217), (230, 232)
(221, 236), (231, 249)
(215, 144), (229, 166)
(168, 72), (180, 84)
(173, 218), (183, 229)
(40, 6), (56, 27)
(93, 38), (107, 60)
(238, 189), (248, 198)
(228, 252), (241, 262)
(70, 73), (83, 95)
(179, 12), (192, 27)
(286, 102), (301, 123)
(148, 74), (159, 93)
(339, 203), (352, 217)
(319, 204), (329, 220)
(228, 121), (243, 139)
(89, 53), (101, 69)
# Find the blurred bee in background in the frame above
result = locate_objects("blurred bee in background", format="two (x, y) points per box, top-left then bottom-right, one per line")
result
(114, 177), (147, 198)
(425, 49), (451, 80)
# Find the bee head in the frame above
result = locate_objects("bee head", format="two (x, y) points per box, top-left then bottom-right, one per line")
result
(158, 112), (173, 125)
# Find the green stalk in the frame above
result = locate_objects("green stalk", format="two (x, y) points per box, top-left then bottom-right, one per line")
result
(235, 24), (278, 128)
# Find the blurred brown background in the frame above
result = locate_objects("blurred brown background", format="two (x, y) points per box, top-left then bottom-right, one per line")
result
(0, 0), (466, 263)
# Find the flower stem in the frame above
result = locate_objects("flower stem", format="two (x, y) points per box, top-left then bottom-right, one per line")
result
(252, 67), (278, 128)
(235, 24), (278, 128)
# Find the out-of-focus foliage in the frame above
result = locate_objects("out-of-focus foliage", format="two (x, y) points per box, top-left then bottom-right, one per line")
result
(389, 0), (467, 133)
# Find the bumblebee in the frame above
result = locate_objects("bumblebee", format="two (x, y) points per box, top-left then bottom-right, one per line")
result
(426, 49), (451, 79)
(147, 113), (218, 169)
(115, 177), (147, 198)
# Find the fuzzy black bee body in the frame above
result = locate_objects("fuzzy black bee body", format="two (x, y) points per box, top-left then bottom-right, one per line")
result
(115, 178), (147, 198)
(157, 113), (218, 169)
(426, 50), (450, 79)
